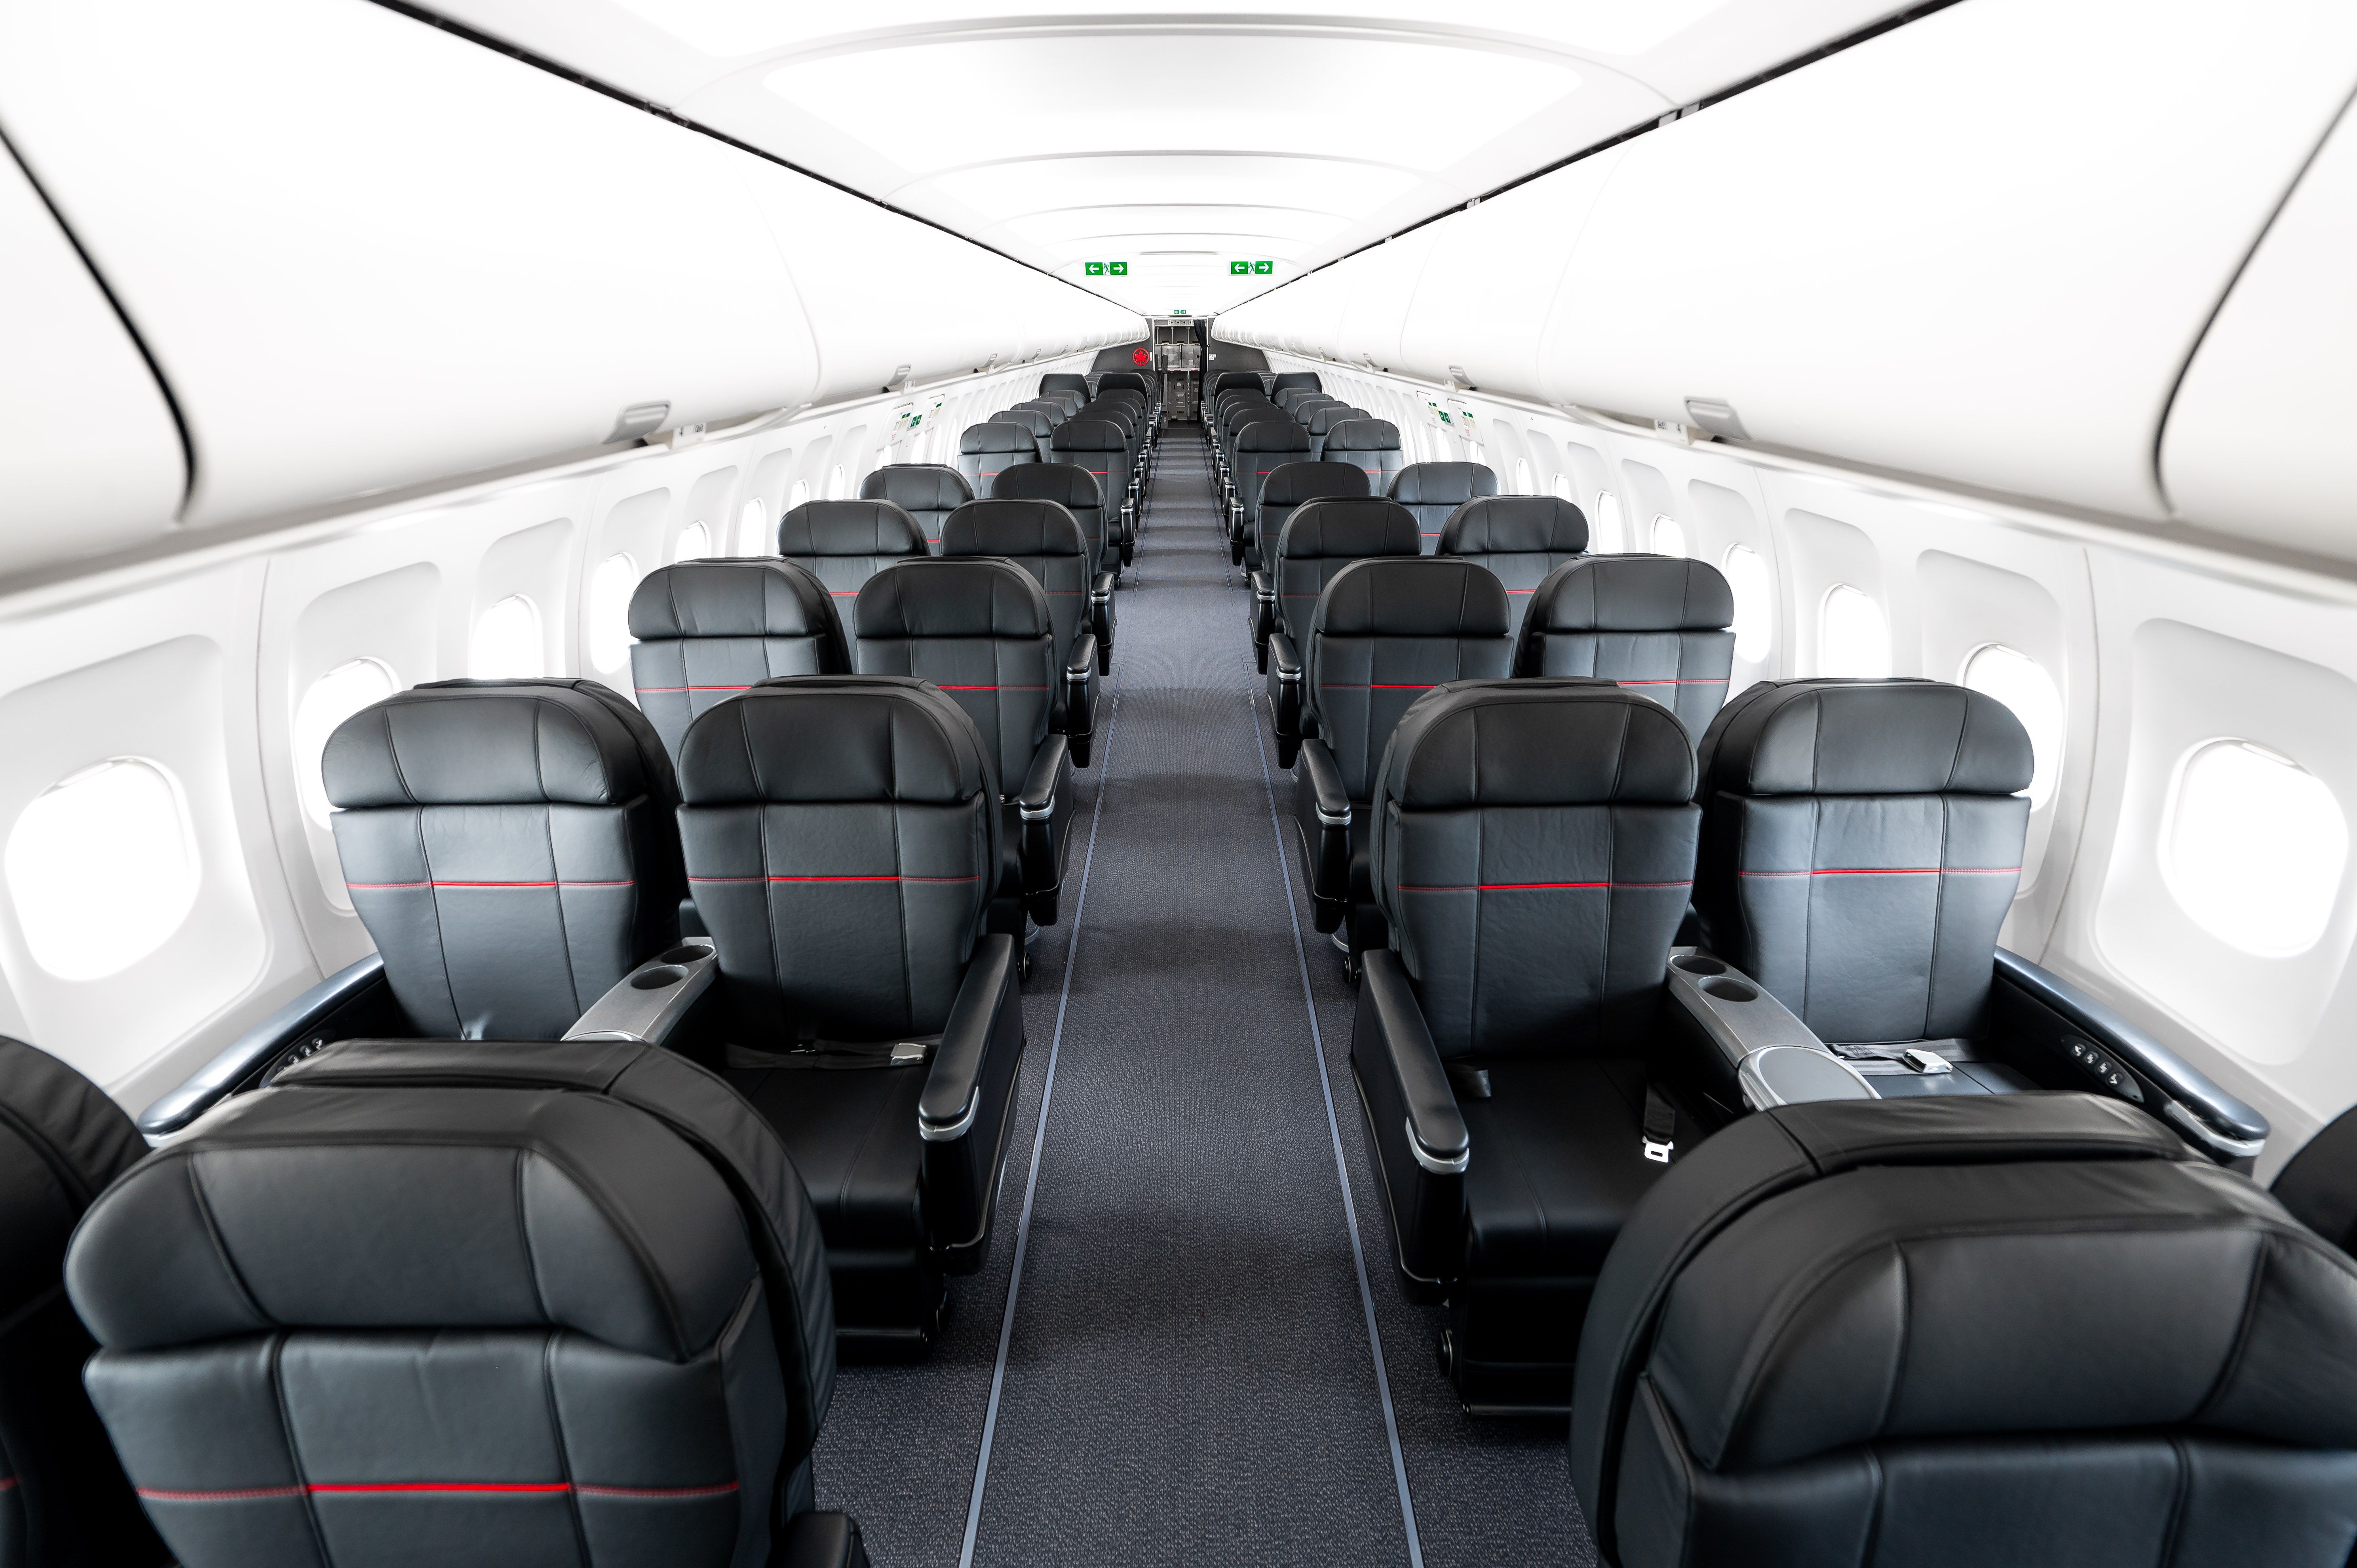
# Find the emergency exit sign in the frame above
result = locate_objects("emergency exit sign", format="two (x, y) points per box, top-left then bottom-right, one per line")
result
(1230, 260), (1274, 276)
(1085, 261), (1128, 276)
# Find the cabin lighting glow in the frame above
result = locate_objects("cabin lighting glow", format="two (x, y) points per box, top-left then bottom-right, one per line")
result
(2163, 740), (2347, 958)
(738, 498), (768, 555)
(588, 555), (640, 671)
(672, 521), (710, 564)
(1721, 545), (1772, 663)
(1593, 491), (1624, 552)
(1961, 644), (2064, 809)
(1651, 514), (1686, 558)
(293, 658), (397, 827)
(1817, 584), (1889, 678)
(6, 759), (200, 981)
(472, 595), (546, 680)
(826, 465), (847, 500)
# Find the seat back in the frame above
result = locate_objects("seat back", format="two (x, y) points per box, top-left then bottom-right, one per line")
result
(1324, 418), (1407, 495)
(1304, 556), (1514, 801)
(1514, 555), (1735, 737)
(1272, 498), (1421, 641)
(1218, 397), (1276, 451)
(1010, 398), (1067, 428)
(1209, 370), (1263, 399)
(859, 463), (973, 550)
(941, 499), (1093, 671)
(1270, 371), (1321, 395)
(1693, 678), (2032, 1047)
(990, 462), (1108, 577)
(1096, 371), (1149, 399)
(1437, 494), (1589, 598)
(854, 559), (1056, 798)
(1372, 682), (1699, 1057)
(1253, 459), (1369, 568)
(955, 422), (1038, 498)
(323, 680), (683, 1040)
(776, 498), (929, 603)
(1391, 461), (1499, 551)
(0, 1038), (166, 1568)
(1235, 419), (1313, 523)
(680, 677), (998, 1042)
(627, 559), (852, 761)
(1038, 372), (1090, 405)
(990, 406), (1055, 462)
(1050, 421), (1130, 526)
(1570, 1094), (2357, 1568)
(66, 1038), (842, 1568)
(1275, 386), (1323, 414)
(1306, 403), (1370, 461)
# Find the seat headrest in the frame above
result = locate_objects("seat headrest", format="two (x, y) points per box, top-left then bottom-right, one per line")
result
(66, 1084), (758, 1360)
(1701, 679), (2033, 797)
(1271, 372), (1321, 392)
(853, 556), (1052, 641)
(1313, 557), (1513, 637)
(627, 558), (844, 645)
(941, 498), (1087, 559)
(777, 498), (928, 558)
(1261, 461), (1370, 506)
(1039, 373), (1089, 395)
(1309, 405), (1369, 432)
(1097, 372), (1149, 394)
(0, 1036), (146, 1232)
(1237, 420), (1312, 453)
(1440, 494), (1589, 555)
(1384, 680), (1697, 808)
(959, 421), (1037, 455)
(324, 681), (655, 808)
(1389, 462), (1499, 506)
(861, 464), (973, 512)
(1527, 554), (1734, 631)
(1279, 498), (1422, 559)
(992, 462), (1101, 508)
(1211, 371), (1263, 393)
(1051, 419), (1127, 452)
(1324, 418), (1402, 452)
(993, 407), (1049, 432)
(679, 677), (990, 806)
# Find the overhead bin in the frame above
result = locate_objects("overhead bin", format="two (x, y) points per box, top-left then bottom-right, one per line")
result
(1221, 0), (2357, 524)
(0, 0), (1135, 543)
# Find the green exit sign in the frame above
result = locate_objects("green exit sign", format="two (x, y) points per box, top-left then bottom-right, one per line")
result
(1085, 261), (1129, 277)
(1232, 260), (1275, 276)
(1254, 260), (1273, 274)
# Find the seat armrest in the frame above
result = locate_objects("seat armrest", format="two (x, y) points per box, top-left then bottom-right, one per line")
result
(1291, 739), (1353, 931)
(1994, 947), (2268, 1165)
(1017, 732), (1074, 922)
(1091, 571), (1117, 664)
(1350, 950), (1466, 1296)
(138, 953), (402, 1137)
(563, 938), (718, 1047)
(1249, 570), (1275, 668)
(1059, 634), (1097, 767)
(921, 932), (1027, 1270)
(1266, 631), (1303, 766)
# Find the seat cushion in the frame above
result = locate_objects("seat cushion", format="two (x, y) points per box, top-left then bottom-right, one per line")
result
(1460, 1057), (1672, 1280)
(726, 1065), (928, 1259)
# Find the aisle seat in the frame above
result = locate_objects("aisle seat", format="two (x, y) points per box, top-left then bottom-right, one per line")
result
(860, 464), (973, 551)
(1250, 495), (1418, 672)
(1391, 461), (1499, 551)
(993, 459), (1115, 583)
(1230, 419), (1312, 563)
(991, 405), (1055, 463)
(1324, 418), (1407, 496)
(955, 422), (1038, 498)
(1306, 403), (1370, 462)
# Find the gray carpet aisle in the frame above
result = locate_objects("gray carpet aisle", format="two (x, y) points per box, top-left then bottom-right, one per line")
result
(812, 430), (1597, 1566)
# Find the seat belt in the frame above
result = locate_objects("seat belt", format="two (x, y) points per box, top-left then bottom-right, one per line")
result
(1642, 1081), (1677, 1164)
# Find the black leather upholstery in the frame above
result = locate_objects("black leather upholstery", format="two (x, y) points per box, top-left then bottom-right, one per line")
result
(1209, 370), (1264, 399)
(2275, 1103), (2357, 1253)
(954, 422), (1037, 499)
(990, 406), (1055, 463)
(1323, 418), (1407, 497)
(860, 464), (972, 550)
(1251, 459), (1368, 570)
(1096, 371), (1150, 398)
(1010, 398), (1067, 429)
(1271, 497), (1420, 644)
(1437, 494), (1588, 599)
(67, 1035), (853, 1568)
(1270, 371), (1321, 395)
(1390, 462), (1498, 552)
(1515, 555), (1736, 738)
(1233, 420), (1312, 546)
(1571, 1093), (2357, 1568)
(1038, 373), (1089, 405)
(941, 496), (1110, 696)
(1350, 680), (1702, 1410)
(324, 680), (684, 1040)
(1007, 456), (1110, 575)
(776, 499), (929, 606)
(0, 1038), (167, 1568)
(677, 679), (1029, 1339)
(627, 559), (851, 761)
(1050, 421), (1131, 552)
(1694, 679), (2032, 1048)
(1305, 403), (1369, 462)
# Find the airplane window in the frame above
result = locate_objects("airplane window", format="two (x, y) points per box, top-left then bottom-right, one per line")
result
(1962, 644), (2064, 809)
(1651, 514), (1686, 558)
(293, 658), (397, 827)
(1722, 545), (1773, 663)
(826, 464), (846, 500)
(787, 480), (809, 510)
(1817, 584), (1890, 677)
(471, 594), (545, 679)
(587, 553), (640, 671)
(671, 521), (710, 564)
(738, 497), (767, 555)
(1593, 491), (1624, 552)
(2163, 740), (2347, 958)
(1514, 459), (1534, 494)
(1553, 473), (1574, 503)
(6, 758), (200, 981)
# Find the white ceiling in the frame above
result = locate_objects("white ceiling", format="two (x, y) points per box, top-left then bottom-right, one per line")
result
(426, 0), (1915, 316)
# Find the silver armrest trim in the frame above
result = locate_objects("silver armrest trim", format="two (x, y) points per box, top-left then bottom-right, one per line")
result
(1408, 1117), (1471, 1175)
(563, 939), (717, 1046)
(921, 1090), (979, 1142)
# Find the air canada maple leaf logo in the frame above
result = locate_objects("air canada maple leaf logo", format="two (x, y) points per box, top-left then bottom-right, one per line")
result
(1133, 348), (1150, 365)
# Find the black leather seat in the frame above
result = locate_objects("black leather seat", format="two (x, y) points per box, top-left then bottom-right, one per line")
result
(854, 561), (1077, 935)
(1249, 496), (1417, 673)
(1038, 372), (1090, 409)
(1249, 458), (1367, 573)
(1389, 461), (1498, 551)
(1009, 397), (1067, 429)
(1270, 371), (1321, 397)
(1349, 680), (1703, 1411)
(66, 1034), (865, 1568)
(990, 405), (1056, 464)
(941, 496), (1109, 737)
(627, 558), (851, 762)
(1323, 418), (1407, 498)
(325, 679), (685, 1040)
(859, 463), (972, 551)
(1229, 418), (1312, 564)
(1275, 385), (1323, 414)
(0, 1038), (168, 1567)
(680, 677), (1027, 1346)
(1437, 494), (1588, 600)
(1208, 370), (1264, 401)
(954, 422), (1036, 499)
(1570, 1093), (2357, 1568)
(1515, 555), (1735, 739)
(2275, 1104), (2357, 1253)
(1306, 403), (1370, 462)
(993, 459), (1116, 583)
(1050, 419), (1135, 565)
(777, 498), (929, 607)
(1270, 557), (1515, 966)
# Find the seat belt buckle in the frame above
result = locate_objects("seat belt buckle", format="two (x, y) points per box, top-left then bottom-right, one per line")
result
(1901, 1047), (1954, 1074)
(1642, 1135), (1675, 1164)
(1642, 1080), (1677, 1163)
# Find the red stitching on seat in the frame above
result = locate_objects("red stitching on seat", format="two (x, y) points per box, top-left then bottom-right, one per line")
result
(138, 1485), (306, 1502)
(1739, 867), (2017, 877)
(689, 874), (980, 885)
(576, 1482), (741, 1499)
(1317, 683), (1437, 690)
(308, 1483), (571, 1494)
(1399, 880), (1691, 892)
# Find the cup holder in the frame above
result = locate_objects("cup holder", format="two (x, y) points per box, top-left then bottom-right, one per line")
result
(629, 965), (690, 991)
(1672, 954), (1728, 977)
(656, 943), (713, 966)
(1701, 977), (1759, 1004)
